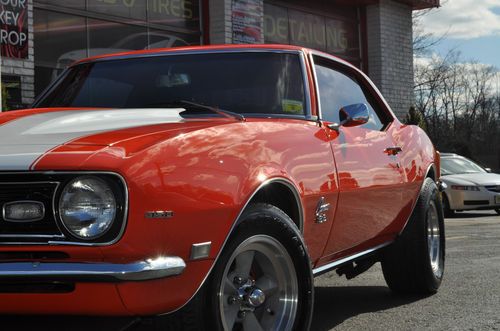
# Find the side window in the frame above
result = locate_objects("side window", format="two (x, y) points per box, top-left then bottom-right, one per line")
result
(314, 62), (385, 131)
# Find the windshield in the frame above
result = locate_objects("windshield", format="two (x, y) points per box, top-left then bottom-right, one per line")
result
(441, 157), (486, 175)
(35, 52), (306, 117)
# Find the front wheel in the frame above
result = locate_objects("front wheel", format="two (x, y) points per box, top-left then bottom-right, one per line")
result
(381, 178), (445, 294)
(211, 203), (313, 331)
(155, 203), (314, 331)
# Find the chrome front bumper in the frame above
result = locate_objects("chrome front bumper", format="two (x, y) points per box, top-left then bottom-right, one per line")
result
(0, 256), (186, 282)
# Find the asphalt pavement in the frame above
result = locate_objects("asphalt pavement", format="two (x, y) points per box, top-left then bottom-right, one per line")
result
(312, 210), (500, 331)
(1, 211), (499, 330)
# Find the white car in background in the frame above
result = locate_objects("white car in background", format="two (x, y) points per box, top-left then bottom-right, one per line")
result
(441, 153), (500, 217)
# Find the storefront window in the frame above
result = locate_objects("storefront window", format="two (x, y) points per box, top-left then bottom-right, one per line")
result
(33, 1), (202, 97)
(148, 29), (198, 48)
(34, 9), (88, 95)
(287, 10), (326, 50)
(263, 4), (289, 44)
(88, 19), (148, 57)
(88, 0), (148, 21)
(264, 3), (362, 67)
(37, 0), (85, 10)
(148, 0), (200, 30)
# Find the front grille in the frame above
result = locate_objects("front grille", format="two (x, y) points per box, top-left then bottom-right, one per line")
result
(485, 185), (500, 193)
(0, 172), (127, 245)
(0, 182), (63, 243)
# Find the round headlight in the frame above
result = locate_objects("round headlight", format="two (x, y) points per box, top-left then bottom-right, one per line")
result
(59, 176), (117, 240)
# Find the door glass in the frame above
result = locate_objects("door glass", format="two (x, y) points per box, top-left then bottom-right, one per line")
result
(315, 63), (384, 131)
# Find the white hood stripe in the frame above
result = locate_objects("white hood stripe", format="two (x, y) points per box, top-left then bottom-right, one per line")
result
(0, 109), (185, 170)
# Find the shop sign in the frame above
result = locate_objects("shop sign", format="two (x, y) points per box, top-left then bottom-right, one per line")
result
(232, 0), (263, 44)
(0, 0), (28, 58)
(264, 4), (359, 57)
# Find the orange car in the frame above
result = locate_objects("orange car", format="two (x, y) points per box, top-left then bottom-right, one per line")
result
(0, 45), (445, 330)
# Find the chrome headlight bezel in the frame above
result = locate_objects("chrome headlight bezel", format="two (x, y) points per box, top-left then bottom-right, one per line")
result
(56, 174), (127, 243)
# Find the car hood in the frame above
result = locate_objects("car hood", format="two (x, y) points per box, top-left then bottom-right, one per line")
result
(0, 107), (225, 170)
(442, 173), (500, 186)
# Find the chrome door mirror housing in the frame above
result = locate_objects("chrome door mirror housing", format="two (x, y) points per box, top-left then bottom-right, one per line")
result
(327, 103), (369, 131)
(339, 103), (370, 127)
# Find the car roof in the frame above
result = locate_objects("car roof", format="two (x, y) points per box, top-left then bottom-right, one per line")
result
(73, 44), (311, 66)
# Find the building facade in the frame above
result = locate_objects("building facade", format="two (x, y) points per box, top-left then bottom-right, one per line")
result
(1, 0), (439, 119)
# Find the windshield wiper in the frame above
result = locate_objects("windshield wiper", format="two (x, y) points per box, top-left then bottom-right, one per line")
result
(146, 100), (245, 122)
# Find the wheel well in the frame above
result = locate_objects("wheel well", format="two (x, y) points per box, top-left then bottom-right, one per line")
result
(249, 182), (302, 232)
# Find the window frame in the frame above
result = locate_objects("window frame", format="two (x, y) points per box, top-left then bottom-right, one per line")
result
(310, 52), (394, 131)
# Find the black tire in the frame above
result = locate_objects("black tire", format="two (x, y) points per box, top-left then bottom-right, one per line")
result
(442, 193), (455, 218)
(495, 208), (500, 215)
(155, 203), (313, 330)
(381, 178), (445, 294)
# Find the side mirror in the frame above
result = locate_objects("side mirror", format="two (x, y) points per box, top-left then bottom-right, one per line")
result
(328, 103), (369, 131)
(485, 168), (492, 173)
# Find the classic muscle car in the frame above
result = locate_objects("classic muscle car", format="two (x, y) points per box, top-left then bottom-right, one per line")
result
(0, 45), (445, 330)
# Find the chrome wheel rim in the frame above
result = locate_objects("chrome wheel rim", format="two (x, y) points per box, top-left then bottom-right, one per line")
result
(427, 201), (442, 278)
(219, 235), (298, 331)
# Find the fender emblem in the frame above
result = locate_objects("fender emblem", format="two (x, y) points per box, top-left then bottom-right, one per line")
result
(315, 197), (330, 224)
(145, 211), (174, 219)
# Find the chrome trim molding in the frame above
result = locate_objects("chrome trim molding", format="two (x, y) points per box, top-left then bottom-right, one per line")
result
(299, 52), (313, 119)
(309, 52), (323, 120)
(312, 241), (393, 276)
(0, 256), (185, 282)
(309, 50), (398, 121)
(75, 48), (304, 65)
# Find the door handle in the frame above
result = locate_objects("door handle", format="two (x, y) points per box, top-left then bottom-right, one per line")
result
(384, 146), (402, 156)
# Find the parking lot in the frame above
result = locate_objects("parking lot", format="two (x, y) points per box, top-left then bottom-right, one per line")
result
(313, 210), (500, 331)
(2, 211), (499, 330)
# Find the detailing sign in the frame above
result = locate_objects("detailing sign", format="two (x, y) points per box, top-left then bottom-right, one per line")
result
(0, 0), (28, 59)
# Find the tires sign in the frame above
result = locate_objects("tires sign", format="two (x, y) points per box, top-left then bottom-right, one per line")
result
(0, 0), (28, 59)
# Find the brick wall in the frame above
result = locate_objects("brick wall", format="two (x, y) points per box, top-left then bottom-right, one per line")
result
(209, 0), (234, 44)
(366, 0), (414, 120)
(1, 0), (35, 108)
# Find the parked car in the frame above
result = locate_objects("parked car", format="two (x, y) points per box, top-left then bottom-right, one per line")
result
(0, 45), (445, 330)
(440, 153), (500, 217)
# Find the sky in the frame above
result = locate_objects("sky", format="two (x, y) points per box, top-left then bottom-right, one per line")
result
(419, 0), (500, 69)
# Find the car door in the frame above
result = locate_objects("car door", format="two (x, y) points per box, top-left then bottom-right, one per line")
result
(312, 55), (406, 258)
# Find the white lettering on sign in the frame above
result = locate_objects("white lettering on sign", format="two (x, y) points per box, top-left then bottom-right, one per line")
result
(0, 0), (29, 57)
(0, 10), (20, 25)
(1, 29), (26, 46)
(0, 0), (26, 8)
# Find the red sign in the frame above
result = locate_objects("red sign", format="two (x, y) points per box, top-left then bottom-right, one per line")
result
(1, 0), (28, 59)
(232, 0), (263, 44)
